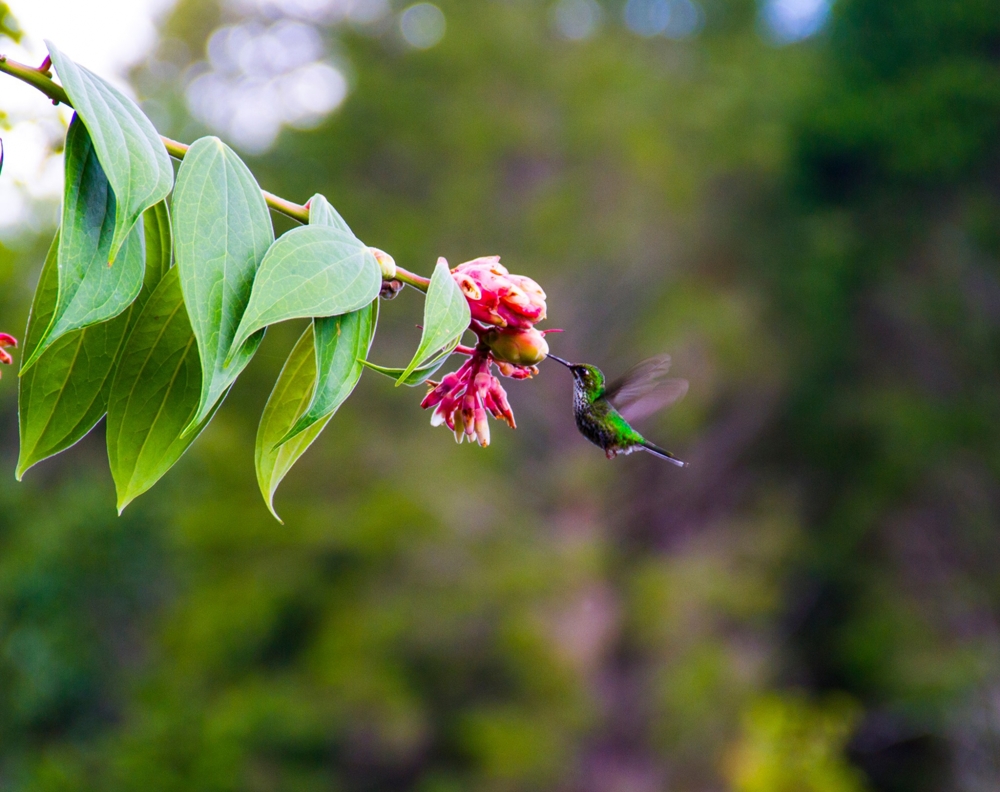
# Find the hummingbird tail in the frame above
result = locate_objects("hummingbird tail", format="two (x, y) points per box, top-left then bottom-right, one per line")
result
(639, 441), (686, 467)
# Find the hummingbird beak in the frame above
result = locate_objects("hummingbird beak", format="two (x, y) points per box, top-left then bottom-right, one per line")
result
(546, 354), (572, 368)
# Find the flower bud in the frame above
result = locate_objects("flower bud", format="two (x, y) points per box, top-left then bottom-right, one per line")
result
(483, 327), (549, 367)
(380, 279), (404, 300)
(371, 247), (397, 280)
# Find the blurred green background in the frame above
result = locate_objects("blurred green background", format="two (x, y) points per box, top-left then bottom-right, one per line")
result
(2, 0), (1000, 789)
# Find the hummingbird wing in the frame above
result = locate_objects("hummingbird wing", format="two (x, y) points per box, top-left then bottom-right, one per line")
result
(614, 379), (689, 423)
(604, 355), (688, 424)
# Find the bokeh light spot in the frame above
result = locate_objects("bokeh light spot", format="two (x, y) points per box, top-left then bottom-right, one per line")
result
(663, 0), (703, 39)
(760, 0), (830, 44)
(226, 0), (389, 25)
(551, 0), (602, 41)
(624, 0), (672, 37)
(187, 19), (348, 153)
(400, 3), (446, 49)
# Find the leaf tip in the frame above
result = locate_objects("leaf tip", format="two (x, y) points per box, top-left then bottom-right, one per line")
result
(106, 231), (128, 270)
(271, 436), (293, 452)
(258, 484), (284, 523)
(394, 363), (417, 386)
(18, 346), (43, 376)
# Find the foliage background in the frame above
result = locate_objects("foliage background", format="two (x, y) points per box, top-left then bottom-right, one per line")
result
(2, 0), (1000, 789)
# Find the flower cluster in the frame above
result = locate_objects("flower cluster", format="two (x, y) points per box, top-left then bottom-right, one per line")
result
(420, 351), (515, 446)
(0, 333), (16, 377)
(421, 257), (554, 446)
(452, 256), (546, 329)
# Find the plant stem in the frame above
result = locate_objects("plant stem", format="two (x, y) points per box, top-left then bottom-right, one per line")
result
(0, 55), (68, 104)
(0, 55), (432, 292)
(161, 136), (311, 224)
(392, 269), (432, 290)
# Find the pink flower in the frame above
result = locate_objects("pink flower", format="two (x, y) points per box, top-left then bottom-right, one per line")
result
(451, 257), (547, 330)
(0, 333), (17, 375)
(420, 256), (554, 446)
(421, 349), (516, 447)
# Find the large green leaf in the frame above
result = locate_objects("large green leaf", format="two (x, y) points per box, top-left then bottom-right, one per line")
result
(16, 232), (120, 477)
(46, 40), (173, 264)
(255, 325), (333, 523)
(172, 136), (273, 432)
(226, 225), (381, 359)
(395, 257), (470, 384)
(106, 268), (223, 513)
(279, 301), (378, 446)
(16, 204), (172, 478)
(20, 116), (145, 371)
(307, 193), (355, 236)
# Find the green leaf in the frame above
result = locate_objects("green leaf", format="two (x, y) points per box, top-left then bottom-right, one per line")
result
(360, 350), (452, 387)
(270, 193), (378, 444)
(255, 325), (332, 523)
(46, 40), (173, 264)
(142, 199), (172, 288)
(307, 193), (355, 236)
(172, 136), (273, 432)
(279, 300), (378, 446)
(395, 258), (470, 385)
(106, 268), (223, 513)
(226, 225), (381, 360)
(20, 116), (145, 371)
(17, 203), (171, 478)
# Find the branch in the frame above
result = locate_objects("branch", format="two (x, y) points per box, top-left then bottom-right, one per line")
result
(0, 54), (68, 104)
(0, 54), (431, 292)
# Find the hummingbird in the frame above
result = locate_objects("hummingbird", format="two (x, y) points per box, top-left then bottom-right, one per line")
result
(546, 354), (688, 466)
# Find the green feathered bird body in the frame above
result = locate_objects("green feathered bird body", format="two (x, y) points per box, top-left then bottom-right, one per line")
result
(571, 364), (647, 459)
(573, 388), (646, 458)
(561, 360), (686, 465)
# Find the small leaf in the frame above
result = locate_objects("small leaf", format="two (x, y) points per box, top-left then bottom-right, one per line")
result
(46, 40), (173, 264)
(17, 203), (171, 478)
(172, 136), (273, 432)
(308, 193), (355, 236)
(360, 350), (452, 387)
(255, 325), (332, 523)
(227, 225), (381, 360)
(279, 300), (378, 445)
(107, 268), (223, 513)
(21, 116), (145, 370)
(395, 258), (470, 384)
